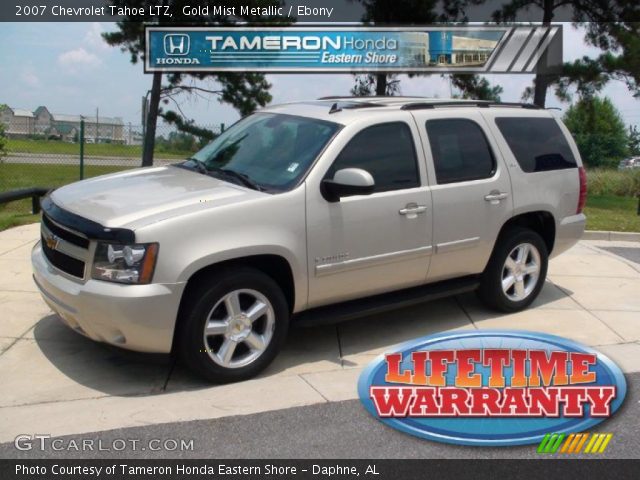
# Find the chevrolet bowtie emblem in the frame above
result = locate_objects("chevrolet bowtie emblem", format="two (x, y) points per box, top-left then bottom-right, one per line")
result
(44, 233), (59, 250)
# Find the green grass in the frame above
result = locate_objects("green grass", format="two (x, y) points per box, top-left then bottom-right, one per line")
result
(6, 138), (192, 159)
(0, 162), (128, 191)
(0, 163), (130, 231)
(0, 211), (39, 231)
(1, 163), (639, 233)
(584, 194), (640, 232)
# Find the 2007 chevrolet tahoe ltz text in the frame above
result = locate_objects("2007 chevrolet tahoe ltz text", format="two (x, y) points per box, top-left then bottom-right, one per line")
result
(32, 97), (587, 382)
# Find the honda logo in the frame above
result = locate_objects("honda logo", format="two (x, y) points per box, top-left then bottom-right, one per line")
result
(164, 34), (190, 56)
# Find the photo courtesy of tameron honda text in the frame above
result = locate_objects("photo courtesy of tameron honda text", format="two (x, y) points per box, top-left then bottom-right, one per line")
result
(2, 0), (639, 473)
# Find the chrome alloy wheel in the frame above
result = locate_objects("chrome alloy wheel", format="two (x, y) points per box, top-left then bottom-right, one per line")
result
(202, 289), (275, 369)
(501, 243), (541, 302)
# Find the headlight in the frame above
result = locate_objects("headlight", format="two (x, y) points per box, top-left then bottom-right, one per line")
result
(91, 242), (158, 284)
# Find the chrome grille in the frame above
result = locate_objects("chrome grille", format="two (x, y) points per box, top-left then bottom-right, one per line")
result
(42, 213), (89, 248)
(40, 218), (89, 279)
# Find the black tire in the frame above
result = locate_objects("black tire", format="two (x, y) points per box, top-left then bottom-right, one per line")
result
(176, 267), (290, 383)
(477, 227), (548, 313)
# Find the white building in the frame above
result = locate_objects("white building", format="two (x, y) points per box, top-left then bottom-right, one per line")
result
(34, 107), (125, 143)
(0, 105), (125, 143)
(0, 107), (35, 137)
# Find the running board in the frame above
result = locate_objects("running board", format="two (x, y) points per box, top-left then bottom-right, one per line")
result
(294, 276), (480, 327)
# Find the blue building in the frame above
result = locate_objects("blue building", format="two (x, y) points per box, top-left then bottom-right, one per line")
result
(427, 32), (497, 65)
(428, 32), (453, 64)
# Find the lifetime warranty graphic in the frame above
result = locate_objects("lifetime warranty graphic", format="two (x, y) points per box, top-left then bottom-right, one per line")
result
(145, 26), (562, 73)
(358, 331), (626, 446)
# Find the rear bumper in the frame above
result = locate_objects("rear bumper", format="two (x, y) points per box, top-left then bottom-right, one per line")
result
(552, 213), (586, 258)
(32, 241), (185, 353)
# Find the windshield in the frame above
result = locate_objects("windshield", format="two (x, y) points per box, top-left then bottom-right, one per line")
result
(187, 112), (340, 191)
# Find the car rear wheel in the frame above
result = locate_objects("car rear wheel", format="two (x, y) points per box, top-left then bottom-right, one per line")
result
(477, 227), (548, 312)
(177, 268), (289, 383)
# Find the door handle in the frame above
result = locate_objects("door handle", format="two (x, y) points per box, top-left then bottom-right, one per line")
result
(484, 191), (509, 203)
(399, 204), (428, 215)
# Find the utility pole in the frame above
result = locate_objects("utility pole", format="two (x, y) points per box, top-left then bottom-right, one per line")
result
(142, 72), (161, 167)
(79, 116), (85, 180)
(95, 107), (99, 143)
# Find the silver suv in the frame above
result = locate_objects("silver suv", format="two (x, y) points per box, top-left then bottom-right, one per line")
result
(32, 97), (587, 382)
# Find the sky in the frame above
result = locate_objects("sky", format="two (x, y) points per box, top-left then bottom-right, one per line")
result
(1, 22), (638, 129)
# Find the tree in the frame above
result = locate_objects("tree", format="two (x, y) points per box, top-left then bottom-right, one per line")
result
(0, 104), (7, 159)
(628, 125), (640, 156)
(451, 75), (503, 101)
(351, 73), (400, 96)
(103, 0), (282, 166)
(492, 1), (640, 107)
(492, 0), (560, 107)
(563, 96), (629, 168)
(350, 0), (503, 99)
(351, 0), (441, 96)
(572, 21), (640, 98)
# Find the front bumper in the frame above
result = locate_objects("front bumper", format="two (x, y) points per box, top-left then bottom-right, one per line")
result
(32, 241), (185, 353)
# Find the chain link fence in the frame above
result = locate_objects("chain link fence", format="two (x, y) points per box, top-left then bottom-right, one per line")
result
(0, 116), (223, 228)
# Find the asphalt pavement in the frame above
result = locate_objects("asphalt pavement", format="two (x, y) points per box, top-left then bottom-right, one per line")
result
(1, 372), (638, 460)
(602, 246), (640, 265)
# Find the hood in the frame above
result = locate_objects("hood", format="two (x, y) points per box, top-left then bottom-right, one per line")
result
(50, 166), (264, 228)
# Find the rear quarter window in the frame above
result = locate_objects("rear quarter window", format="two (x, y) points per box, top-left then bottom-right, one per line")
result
(495, 117), (577, 173)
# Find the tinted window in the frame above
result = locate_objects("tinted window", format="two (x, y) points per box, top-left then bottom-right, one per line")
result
(426, 119), (495, 184)
(191, 113), (340, 191)
(327, 122), (419, 192)
(495, 117), (577, 172)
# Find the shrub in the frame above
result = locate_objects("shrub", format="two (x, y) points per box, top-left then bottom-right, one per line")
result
(587, 168), (640, 197)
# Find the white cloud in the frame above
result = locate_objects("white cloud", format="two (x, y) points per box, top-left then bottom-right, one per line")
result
(21, 71), (40, 87)
(84, 23), (109, 51)
(58, 48), (102, 68)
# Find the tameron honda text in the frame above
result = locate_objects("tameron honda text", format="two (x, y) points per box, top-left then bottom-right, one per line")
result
(358, 331), (626, 446)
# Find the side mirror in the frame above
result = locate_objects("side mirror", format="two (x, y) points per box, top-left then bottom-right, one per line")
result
(321, 168), (375, 202)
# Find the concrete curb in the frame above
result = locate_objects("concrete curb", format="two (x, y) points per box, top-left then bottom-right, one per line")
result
(583, 230), (640, 242)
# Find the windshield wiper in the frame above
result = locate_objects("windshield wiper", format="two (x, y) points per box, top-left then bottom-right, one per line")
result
(183, 157), (208, 174)
(209, 167), (264, 192)
(180, 159), (263, 192)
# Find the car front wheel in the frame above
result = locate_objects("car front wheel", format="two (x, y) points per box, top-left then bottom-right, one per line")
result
(177, 267), (290, 383)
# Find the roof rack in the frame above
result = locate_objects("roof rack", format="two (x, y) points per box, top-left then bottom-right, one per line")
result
(400, 101), (542, 111)
(319, 96), (362, 100)
(318, 95), (424, 100)
(320, 100), (380, 114)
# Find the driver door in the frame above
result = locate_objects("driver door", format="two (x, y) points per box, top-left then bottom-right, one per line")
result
(305, 118), (433, 308)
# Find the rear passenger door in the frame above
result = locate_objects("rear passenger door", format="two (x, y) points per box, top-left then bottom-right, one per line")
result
(413, 110), (513, 281)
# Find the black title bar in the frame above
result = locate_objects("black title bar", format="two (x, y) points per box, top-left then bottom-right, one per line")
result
(3, 0), (637, 23)
(2, 459), (640, 480)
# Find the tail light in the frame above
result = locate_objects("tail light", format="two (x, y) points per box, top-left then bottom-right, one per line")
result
(577, 167), (587, 214)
